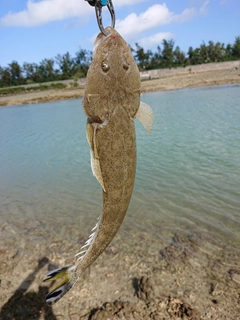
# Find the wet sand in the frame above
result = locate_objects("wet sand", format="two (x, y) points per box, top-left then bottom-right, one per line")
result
(0, 64), (240, 107)
(1, 219), (240, 319)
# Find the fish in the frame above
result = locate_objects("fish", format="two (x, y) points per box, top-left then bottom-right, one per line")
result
(43, 26), (154, 305)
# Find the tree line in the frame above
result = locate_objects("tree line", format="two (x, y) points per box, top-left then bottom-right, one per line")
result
(0, 48), (92, 88)
(0, 36), (240, 88)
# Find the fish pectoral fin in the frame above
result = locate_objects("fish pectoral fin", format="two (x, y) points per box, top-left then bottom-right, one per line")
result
(43, 265), (77, 305)
(86, 121), (106, 192)
(90, 149), (106, 192)
(86, 120), (95, 151)
(135, 101), (154, 135)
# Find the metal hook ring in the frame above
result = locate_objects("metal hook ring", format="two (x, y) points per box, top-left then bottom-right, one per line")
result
(95, 0), (115, 36)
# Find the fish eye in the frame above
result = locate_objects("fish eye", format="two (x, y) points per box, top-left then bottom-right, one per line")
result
(101, 61), (110, 72)
(123, 62), (129, 71)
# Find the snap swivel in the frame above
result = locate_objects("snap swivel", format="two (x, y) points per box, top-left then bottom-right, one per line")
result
(85, 0), (115, 36)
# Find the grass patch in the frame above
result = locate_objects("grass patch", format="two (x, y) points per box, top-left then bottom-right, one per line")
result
(0, 82), (67, 96)
(69, 81), (79, 88)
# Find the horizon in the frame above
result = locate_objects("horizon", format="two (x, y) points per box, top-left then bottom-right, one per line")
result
(1, 0), (239, 67)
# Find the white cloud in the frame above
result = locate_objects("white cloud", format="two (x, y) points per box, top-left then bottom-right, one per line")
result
(0, 0), (147, 27)
(0, 0), (92, 27)
(0, 0), (210, 52)
(0, 0), (209, 31)
(138, 32), (174, 49)
(115, 3), (199, 43)
(171, 7), (197, 23)
(199, 0), (209, 14)
(116, 4), (173, 42)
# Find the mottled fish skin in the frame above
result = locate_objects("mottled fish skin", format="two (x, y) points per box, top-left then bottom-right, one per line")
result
(81, 27), (141, 270)
(44, 26), (153, 305)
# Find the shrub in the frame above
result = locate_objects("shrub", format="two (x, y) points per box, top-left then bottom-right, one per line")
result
(0, 82), (67, 96)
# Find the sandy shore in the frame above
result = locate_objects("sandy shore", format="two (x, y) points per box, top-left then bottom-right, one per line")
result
(0, 64), (240, 107)
(1, 226), (240, 320)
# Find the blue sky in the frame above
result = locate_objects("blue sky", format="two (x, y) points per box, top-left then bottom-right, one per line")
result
(0, 0), (239, 67)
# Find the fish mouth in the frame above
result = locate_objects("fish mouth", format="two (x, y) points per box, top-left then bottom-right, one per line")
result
(94, 26), (118, 50)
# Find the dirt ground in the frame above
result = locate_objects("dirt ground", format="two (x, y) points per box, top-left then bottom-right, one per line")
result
(1, 228), (240, 320)
(0, 65), (240, 107)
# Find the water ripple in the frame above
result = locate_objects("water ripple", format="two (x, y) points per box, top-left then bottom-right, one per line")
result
(0, 85), (240, 261)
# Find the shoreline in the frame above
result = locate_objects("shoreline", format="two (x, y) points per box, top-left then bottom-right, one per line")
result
(0, 63), (240, 107)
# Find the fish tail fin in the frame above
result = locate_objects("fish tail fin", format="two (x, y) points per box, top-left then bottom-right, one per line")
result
(43, 265), (78, 305)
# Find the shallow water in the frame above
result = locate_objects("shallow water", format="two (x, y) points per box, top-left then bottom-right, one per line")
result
(0, 85), (240, 266)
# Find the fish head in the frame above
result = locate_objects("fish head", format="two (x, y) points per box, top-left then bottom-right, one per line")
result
(83, 27), (141, 123)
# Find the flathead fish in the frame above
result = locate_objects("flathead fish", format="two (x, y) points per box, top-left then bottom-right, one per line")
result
(44, 27), (154, 304)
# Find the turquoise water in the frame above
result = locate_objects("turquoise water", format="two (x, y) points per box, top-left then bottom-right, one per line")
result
(1, 85), (240, 263)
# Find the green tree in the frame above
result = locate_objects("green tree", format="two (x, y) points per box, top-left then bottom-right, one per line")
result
(162, 39), (175, 67)
(173, 46), (186, 65)
(150, 45), (163, 69)
(212, 42), (224, 62)
(200, 42), (209, 62)
(232, 36), (240, 58)
(224, 43), (233, 61)
(0, 67), (12, 87)
(23, 62), (35, 80)
(1, 35), (240, 88)
(8, 60), (23, 85)
(31, 64), (42, 83)
(39, 58), (56, 81)
(133, 43), (152, 70)
(55, 52), (74, 79)
(74, 48), (92, 77)
(187, 46), (194, 65)
(188, 46), (203, 65)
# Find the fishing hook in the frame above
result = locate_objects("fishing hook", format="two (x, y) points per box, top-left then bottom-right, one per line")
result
(85, 0), (115, 36)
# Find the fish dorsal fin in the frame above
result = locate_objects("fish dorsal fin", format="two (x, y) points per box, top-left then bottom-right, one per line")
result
(135, 101), (154, 135)
(86, 121), (106, 192)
